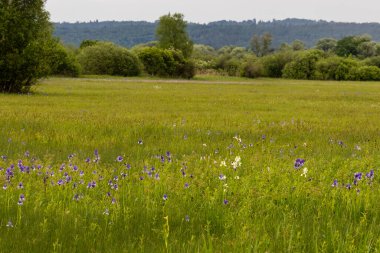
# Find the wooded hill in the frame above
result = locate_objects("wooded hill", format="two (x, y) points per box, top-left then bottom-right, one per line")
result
(53, 19), (380, 49)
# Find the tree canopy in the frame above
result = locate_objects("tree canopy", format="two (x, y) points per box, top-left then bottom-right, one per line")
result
(156, 13), (193, 58)
(0, 0), (54, 93)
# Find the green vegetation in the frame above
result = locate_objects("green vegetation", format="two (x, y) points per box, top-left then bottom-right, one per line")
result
(0, 0), (54, 92)
(1, 77), (380, 252)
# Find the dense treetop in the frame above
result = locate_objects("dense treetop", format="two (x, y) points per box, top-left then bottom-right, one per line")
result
(54, 19), (380, 49)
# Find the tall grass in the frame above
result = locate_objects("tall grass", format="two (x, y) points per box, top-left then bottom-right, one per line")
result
(0, 77), (380, 252)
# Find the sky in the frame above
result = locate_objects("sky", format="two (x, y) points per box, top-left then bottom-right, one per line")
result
(45, 0), (380, 24)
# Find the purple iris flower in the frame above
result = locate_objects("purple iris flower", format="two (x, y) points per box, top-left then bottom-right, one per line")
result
(224, 199), (229, 205)
(87, 181), (96, 188)
(184, 183), (189, 189)
(116, 156), (123, 162)
(346, 183), (351, 190)
(331, 179), (338, 187)
(163, 194), (168, 201)
(85, 158), (91, 163)
(73, 194), (80, 201)
(185, 215), (190, 222)
(57, 179), (64, 186)
(3, 184), (7, 190)
(366, 170), (374, 179)
(18, 182), (23, 189)
(138, 139), (143, 145)
(354, 172), (362, 181)
(294, 159), (305, 169)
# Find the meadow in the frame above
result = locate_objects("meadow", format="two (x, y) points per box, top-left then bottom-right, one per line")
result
(0, 76), (380, 252)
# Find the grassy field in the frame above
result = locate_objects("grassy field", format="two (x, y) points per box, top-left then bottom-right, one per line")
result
(1, 77), (380, 252)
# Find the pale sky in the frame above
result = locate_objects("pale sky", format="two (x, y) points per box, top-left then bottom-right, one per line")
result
(46, 0), (380, 24)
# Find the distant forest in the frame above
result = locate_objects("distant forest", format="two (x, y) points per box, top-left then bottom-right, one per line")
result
(54, 19), (380, 49)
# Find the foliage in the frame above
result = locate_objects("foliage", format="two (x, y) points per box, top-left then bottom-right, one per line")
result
(48, 41), (81, 77)
(77, 42), (141, 76)
(282, 50), (324, 79)
(260, 50), (295, 77)
(355, 66), (380, 81)
(79, 39), (100, 49)
(250, 33), (272, 56)
(241, 60), (264, 78)
(137, 47), (195, 78)
(54, 19), (380, 50)
(315, 38), (337, 52)
(335, 35), (371, 57)
(156, 13), (193, 58)
(0, 0), (54, 93)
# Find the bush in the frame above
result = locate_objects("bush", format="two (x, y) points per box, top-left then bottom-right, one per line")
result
(241, 61), (263, 78)
(260, 51), (295, 78)
(137, 47), (195, 78)
(362, 56), (380, 68)
(77, 42), (141, 76)
(49, 42), (80, 77)
(282, 50), (324, 79)
(334, 58), (360, 81)
(355, 66), (380, 81)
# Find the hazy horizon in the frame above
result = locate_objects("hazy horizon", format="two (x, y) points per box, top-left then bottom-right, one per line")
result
(46, 0), (380, 24)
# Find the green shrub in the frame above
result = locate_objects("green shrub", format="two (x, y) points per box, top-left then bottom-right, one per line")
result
(241, 60), (263, 78)
(334, 58), (360, 81)
(77, 42), (141, 76)
(282, 50), (324, 79)
(260, 51), (295, 78)
(137, 47), (195, 78)
(315, 57), (360, 81)
(49, 43), (81, 77)
(355, 66), (380, 81)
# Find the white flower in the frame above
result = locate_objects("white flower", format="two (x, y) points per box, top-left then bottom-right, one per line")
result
(220, 160), (227, 167)
(233, 136), (242, 143)
(301, 167), (308, 177)
(234, 176), (240, 180)
(231, 156), (242, 169)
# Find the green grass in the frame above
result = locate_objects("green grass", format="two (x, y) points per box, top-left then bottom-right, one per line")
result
(1, 77), (380, 252)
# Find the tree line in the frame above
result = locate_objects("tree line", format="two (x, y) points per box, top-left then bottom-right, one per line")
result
(2, 1), (380, 94)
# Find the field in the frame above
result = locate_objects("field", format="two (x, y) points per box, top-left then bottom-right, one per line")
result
(1, 77), (380, 252)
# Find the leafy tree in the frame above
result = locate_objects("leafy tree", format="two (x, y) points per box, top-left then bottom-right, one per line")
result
(0, 0), (54, 93)
(291, 40), (306, 51)
(335, 35), (371, 57)
(260, 51), (295, 77)
(250, 33), (273, 56)
(315, 38), (337, 52)
(79, 40), (99, 49)
(156, 13), (193, 58)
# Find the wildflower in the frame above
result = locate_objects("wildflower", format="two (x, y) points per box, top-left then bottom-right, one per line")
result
(354, 172), (362, 181)
(19, 194), (25, 201)
(338, 140), (344, 146)
(163, 194), (168, 201)
(79, 171), (84, 177)
(87, 181), (96, 188)
(111, 198), (116, 204)
(73, 165), (78, 171)
(24, 151), (30, 157)
(6, 220), (13, 228)
(294, 158), (305, 169)
(17, 199), (23, 206)
(138, 139), (143, 145)
(155, 173), (160, 180)
(366, 170), (374, 180)
(57, 179), (64, 186)
(103, 209), (109, 215)
(73, 194), (80, 201)
(234, 176), (240, 180)
(184, 183), (189, 189)
(202, 143), (207, 147)
(85, 158), (91, 163)
(233, 136), (242, 143)
(355, 145), (361, 151)
(17, 182), (23, 189)
(220, 161), (227, 167)
(116, 156), (123, 162)
(331, 179), (338, 187)
(112, 184), (118, 191)
(185, 215), (190, 222)
(126, 164), (131, 170)
(223, 199), (229, 205)
(346, 183), (351, 190)
(219, 174), (226, 180)
(3, 184), (7, 190)
(232, 156), (242, 169)
(301, 167), (308, 177)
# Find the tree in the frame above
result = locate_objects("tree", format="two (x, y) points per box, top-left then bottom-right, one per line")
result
(335, 35), (371, 57)
(156, 13), (193, 58)
(249, 33), (272, 56)
(315, 38), (337, 52)
(0, 0), (54, 93)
